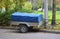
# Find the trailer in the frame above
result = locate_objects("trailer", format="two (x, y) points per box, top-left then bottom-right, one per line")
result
(10, 12), (43, 33)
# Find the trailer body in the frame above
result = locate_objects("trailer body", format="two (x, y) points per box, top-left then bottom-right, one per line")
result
(10, 12), (43, 32)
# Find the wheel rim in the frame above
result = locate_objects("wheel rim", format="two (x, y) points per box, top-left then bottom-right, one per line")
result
(20, 26), (28, 32)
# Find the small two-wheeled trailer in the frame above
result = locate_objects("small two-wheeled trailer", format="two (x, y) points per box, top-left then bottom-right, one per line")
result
(10, 12), (43, 33)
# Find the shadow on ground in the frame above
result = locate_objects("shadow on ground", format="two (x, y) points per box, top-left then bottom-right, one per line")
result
(13, 29), (60, 34)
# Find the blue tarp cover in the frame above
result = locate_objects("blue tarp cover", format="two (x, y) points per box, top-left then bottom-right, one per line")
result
(11, 12), (43, 23)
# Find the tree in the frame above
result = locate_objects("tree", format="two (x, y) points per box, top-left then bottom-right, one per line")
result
(51, 0), (56, 25)
(0, 0), (2, 2)
(13, 0), (27, 11)
(28, 0), (39, 10)
(38, 0), (43, 8)
(0, 0), (15, 25)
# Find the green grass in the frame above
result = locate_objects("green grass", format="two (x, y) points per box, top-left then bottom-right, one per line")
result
(33, 11), (60, 22)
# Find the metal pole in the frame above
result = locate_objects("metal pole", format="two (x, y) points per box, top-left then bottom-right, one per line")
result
(44, 0), (48, 28)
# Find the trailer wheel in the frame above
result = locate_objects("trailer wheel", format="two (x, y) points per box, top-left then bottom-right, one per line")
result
(19, 25), (28, 33)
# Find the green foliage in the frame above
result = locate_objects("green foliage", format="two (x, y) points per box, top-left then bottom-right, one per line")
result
(0, 10), (13, 25)
(0, 0), (32, 25)
(21, 1), (32, 13)
(38, 0), (43, 8)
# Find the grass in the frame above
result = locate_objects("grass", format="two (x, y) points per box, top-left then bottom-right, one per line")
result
(53, 24), (60, 30)
(33, 10), (60, 22)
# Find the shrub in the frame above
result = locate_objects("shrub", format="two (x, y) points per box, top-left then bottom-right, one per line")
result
(0, 9), (14, 25)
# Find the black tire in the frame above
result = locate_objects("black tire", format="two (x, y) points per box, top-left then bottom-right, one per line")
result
(19, 25), (28, 33)
(29, 26), (33, 31)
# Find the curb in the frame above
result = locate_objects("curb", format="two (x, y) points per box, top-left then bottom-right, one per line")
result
(40, 29), (60, 34)
(0, 26), (16, 30)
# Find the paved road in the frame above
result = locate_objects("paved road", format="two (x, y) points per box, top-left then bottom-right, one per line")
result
(0, 29), (60, 39)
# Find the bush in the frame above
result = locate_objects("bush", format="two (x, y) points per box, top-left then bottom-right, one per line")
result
(56, 7), (60, 11)
(0, 9), (14, 25)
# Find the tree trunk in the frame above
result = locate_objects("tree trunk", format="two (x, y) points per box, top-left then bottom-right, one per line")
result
(51, 0), (56, 25)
